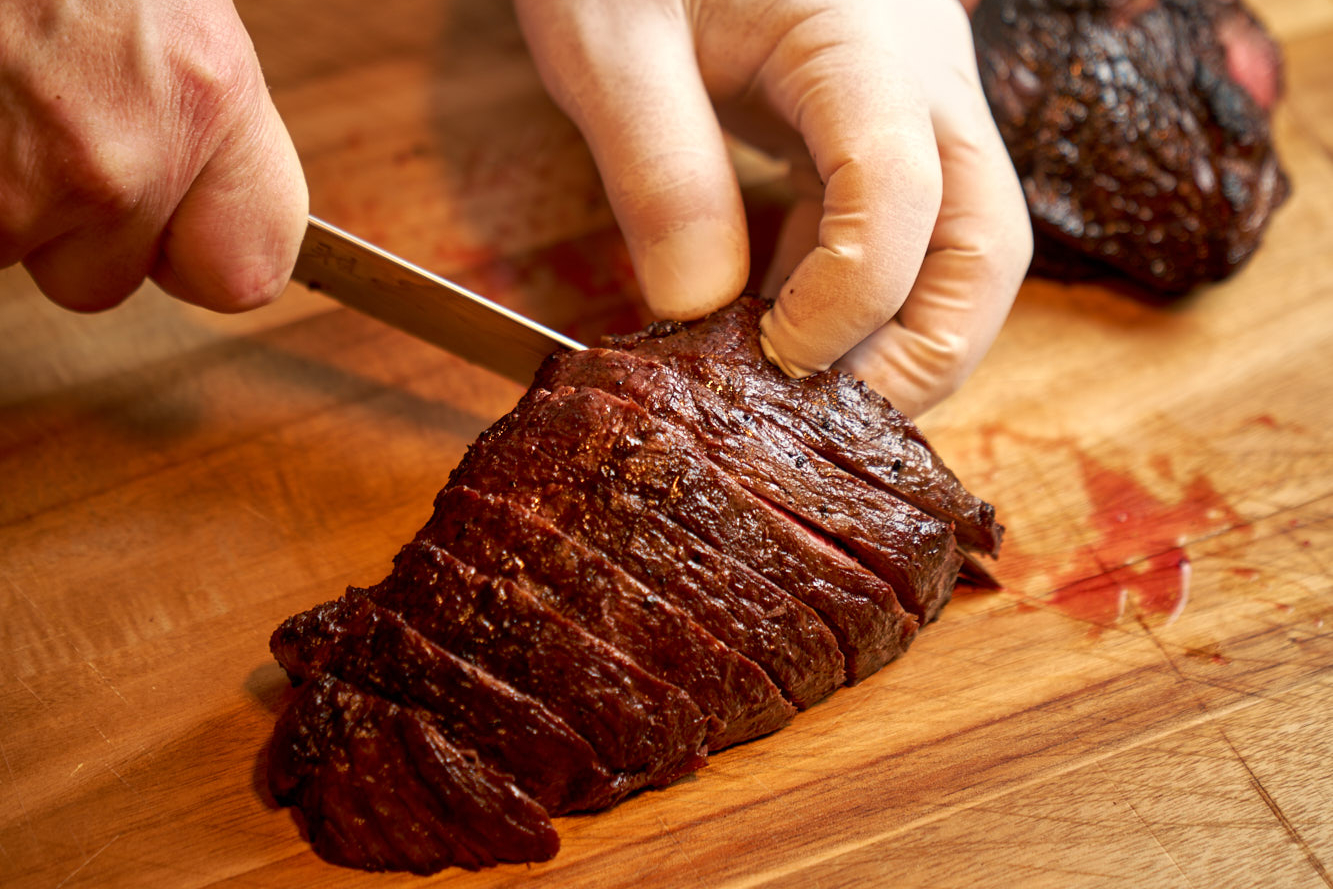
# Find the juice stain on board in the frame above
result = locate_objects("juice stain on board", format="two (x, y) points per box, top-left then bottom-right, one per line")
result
(981, 426), (1247, 631)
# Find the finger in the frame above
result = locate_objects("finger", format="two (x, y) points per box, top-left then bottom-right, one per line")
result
(21, 215), (161, 312)
(836, 40), (1032, 415)
(17, 137), (172, 311)
(757, 160), (823, 299)
(515, 0), (748, 319)
(753, 3), (944, 379)
(152, 88), (308, 313)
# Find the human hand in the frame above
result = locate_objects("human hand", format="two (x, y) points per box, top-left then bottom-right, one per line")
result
(0, 0), (307, 313)
(515, 0), (1031, 416)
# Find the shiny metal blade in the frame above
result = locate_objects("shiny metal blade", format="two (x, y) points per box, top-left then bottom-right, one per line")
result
(292, 216), (584, 385)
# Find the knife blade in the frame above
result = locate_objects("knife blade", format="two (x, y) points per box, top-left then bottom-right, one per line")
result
(291, 216), (585, 385)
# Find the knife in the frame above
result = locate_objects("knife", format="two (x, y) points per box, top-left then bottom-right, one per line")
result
(291, 216), (585, 385)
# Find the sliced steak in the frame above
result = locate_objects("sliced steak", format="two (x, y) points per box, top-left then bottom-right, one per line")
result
(362, 543), (709, 790)
(449, 388), (847, 707)
(539, 345), (953, 629)
(506, 380), (926, 665)
(419, 486), (795, 748)
(268, 676), (559, 873)
(267, 295), (1001, 874)
(270, 595), (619, 813)
(604, 296), (1002, 557)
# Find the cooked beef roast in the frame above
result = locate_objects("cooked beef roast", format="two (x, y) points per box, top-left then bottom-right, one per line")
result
(361, 543), (711, 789)
(449, 384), (853, 705)
(271, 596), (618, 813)
(421, 486), (796, 749)
(974, 0), (1289, 295)
(268, 675), (561, 873)
(595, 300), (1003, 556)
(267, 296), (1000, 873)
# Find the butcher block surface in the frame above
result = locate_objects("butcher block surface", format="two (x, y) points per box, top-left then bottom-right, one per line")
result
(3, 1), (1331, 885)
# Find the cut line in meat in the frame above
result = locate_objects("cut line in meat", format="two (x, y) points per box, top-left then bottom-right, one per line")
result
(270, 595), (620, 813)
(448, 384), (850, 706)
(268, 676), (560, 874)
(601, 297), (1003, 556)
(419, 486), (796, 749)
(362, 543), (711, 790)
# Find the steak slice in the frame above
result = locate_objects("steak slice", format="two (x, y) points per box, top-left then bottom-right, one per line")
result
(496, 381), (927, 668)
(268, 676), (559, 874)
(449, 389), (847, 708)
(538, 345), (954, 629)
(362, 543), (709, 790)
(604, 296), (1002, 557)
(420, 486), (795, 748)
(974, 0), (1289, 295)
(270, 595), (619, 813)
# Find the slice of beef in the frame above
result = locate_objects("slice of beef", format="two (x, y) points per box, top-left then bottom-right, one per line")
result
(270, 595), (619, 813)
(487, 380), (929, 667)
(538, 345), (952, 630)
(602, 296), (1002, 557)
(362, 543), (709, 790)
(419, 485), (795, 748)
(974, 0), (1289, 296)
(268, 676), (559, 874)
(448, 388), (847, 708)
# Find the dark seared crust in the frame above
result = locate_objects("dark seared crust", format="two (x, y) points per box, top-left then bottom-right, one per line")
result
(538, 345), (953, 631)
(270, 596), (617, 813)
(419, 486), (795, 748)
(602, 296), (1002, 556)
(523, 370), (928, 665)
(974, 0), (1289, 295)
(268, 676), (559, 873)
(448, 386), (847, 708)
(362, 544), (710, 790)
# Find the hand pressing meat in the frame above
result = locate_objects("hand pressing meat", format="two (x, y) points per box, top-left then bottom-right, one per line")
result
(517, 0), (1033, 417)
(266, 297), (1002, 874)
(973, 0), (1289, 296)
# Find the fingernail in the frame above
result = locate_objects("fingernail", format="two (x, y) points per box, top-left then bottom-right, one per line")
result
(759, 304), (828, 379)
(636, 219), (748, 321)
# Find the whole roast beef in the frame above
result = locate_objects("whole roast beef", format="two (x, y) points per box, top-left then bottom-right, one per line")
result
(266, 296), (1001, 874)
(974, 0), (1289, 295)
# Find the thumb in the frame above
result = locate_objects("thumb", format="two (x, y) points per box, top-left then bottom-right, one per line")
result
(515, 0), (749, 320)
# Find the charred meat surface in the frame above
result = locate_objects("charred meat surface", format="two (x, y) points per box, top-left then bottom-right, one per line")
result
(536, 345), (942, 640)
(268, 676), (560, 874)
(271, 596), (618, 813)
(975, 0), (1289, 295)
(267, 297), (1000, 873)
(362, 543), (711, 791)
(602, 296), (1002, 556)
(448, 384), (851, 706)
(420, 486), (796, 749)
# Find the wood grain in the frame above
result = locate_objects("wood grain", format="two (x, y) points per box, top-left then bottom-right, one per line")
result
(2, 1), (1331, 886)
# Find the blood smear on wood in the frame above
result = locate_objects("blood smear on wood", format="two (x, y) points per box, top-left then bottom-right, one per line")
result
(986, 429), (1246, 630)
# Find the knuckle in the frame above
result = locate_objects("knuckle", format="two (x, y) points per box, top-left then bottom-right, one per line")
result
(964, 188), (1035, 287)
(993, 196), (1035, 282)
(170, 29), (267, 138)
(64, 144), (153, 218)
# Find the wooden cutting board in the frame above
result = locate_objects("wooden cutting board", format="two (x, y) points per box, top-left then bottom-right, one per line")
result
(2, 1), (1330, 886)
